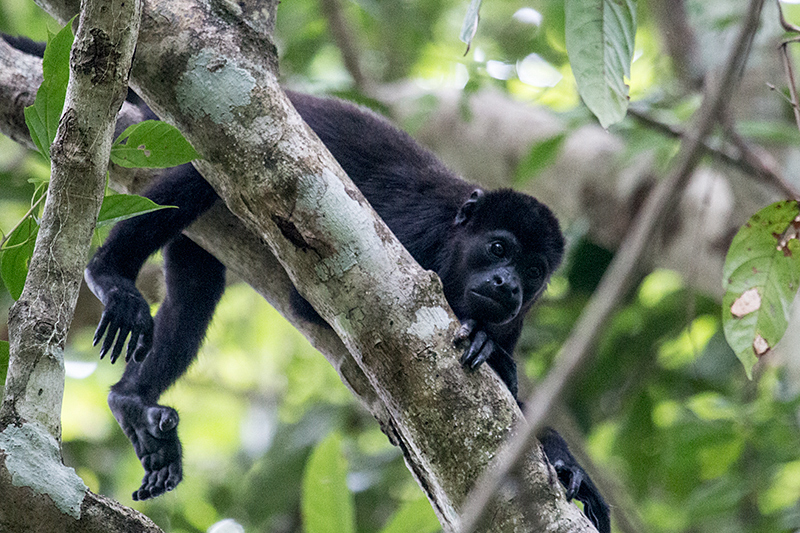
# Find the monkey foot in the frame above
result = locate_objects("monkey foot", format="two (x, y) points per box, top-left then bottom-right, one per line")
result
(539, 428), (610, 533)
(108, 390), (183, 500)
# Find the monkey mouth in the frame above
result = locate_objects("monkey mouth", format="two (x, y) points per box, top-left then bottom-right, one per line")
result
(468, 290), (520, 324)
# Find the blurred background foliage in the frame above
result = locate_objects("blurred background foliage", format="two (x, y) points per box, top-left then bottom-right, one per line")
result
(3, 0), (800, 532)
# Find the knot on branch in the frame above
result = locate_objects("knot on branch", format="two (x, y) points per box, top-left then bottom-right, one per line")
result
(272, 214), (311, 251)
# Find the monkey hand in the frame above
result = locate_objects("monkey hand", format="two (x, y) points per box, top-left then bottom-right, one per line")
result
(109, 390), (183, 501)
(455, 319), (508, 370)
(92, 278), (154, 363)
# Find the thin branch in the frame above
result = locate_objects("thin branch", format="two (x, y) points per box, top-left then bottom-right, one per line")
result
(0, 194), (45, 248)
(778, 0), (800, 137)
(722, 115), (800, 200)
(779, 43), (800, 132)
(629, 107), (800, 200)
(649, 0), (703, 88)
(459, 1), (766, 530)
(318, 0), (371, 93)
(3, 0), (143, 435)
(777, 0), (800, 33)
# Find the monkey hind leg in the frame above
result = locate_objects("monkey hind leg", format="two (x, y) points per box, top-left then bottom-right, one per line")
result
(110, 235), (226, 499)
(538, 427), (610, 533)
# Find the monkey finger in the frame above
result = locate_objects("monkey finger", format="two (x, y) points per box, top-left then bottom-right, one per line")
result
(99, 322), (120, 360)
(151, 468), (170, 496)
(130, 320), (154, 362)
(553, 461), (583, 500)
(146, 405), (179, 435)
(460, 330), (489, 368)
(93, 312), (112, 347)
(109, 325), (131, 364)
(454, 319), (477, 345)
(469, 339), (495, 369)
(133, 474), (154, 501)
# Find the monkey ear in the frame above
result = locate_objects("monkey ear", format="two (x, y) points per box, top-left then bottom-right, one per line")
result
(454, 189), (484, 225)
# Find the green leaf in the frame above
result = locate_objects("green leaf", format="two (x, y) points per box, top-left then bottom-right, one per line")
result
(111, 120), (200, 168)
(0, 340), (8, 399)
(565, 0), (636, 128)
(379, 497), (440, 533)
(301, 433), (355, 533)
(24, 18), (76, 159)
(97, 194), (176, 228)
(27, 174), (51, 189)
(459, 0), (483, 52)
(513, 133), (566, 184)
(1, 217), (40, 300)
(722, 201), (800, 378)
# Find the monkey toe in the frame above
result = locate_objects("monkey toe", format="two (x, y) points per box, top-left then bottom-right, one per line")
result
(146, 405), (179, 434)
(131, 421), (182, 499)
(136, 407), (181, 473)
(132, 461), (182, 501)
(553, 460), (584, 501)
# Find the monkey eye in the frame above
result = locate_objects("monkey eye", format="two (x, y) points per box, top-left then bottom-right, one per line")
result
(489, 242), (506, 258)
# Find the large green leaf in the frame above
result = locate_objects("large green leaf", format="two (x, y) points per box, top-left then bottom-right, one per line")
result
(565, 0), (636, 128)
(301, 433), (355, 533)
(111, 120), (200, 168)
(96, 194), (175, 228)
(0, 217), (40, 300)
(24, 19), (75, 159)
(722, 201), (800, 378)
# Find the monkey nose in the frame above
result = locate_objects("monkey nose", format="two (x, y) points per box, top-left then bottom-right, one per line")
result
(489, 274), (520, 298)
(491, 273), (519, 293)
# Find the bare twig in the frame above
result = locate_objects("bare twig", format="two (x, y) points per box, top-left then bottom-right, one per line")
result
(779, 43), (800, 132)
(778, 0), (800, 135)
(649, 0), (702, 87)
(318, 0), (371, 93)
(722, 114), (800, 200)
(778, 0), (800, 33)
(0, 194), (45, 248)
(459, 1), (766, 531)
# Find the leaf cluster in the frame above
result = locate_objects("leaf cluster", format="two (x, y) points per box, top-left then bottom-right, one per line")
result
(0, 22), (198, 302)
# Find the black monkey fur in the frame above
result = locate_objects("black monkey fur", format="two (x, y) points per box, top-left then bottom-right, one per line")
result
(4, 34), (609, 533)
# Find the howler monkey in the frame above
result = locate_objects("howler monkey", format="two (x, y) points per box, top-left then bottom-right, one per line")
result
(4, 33), (609, 533)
